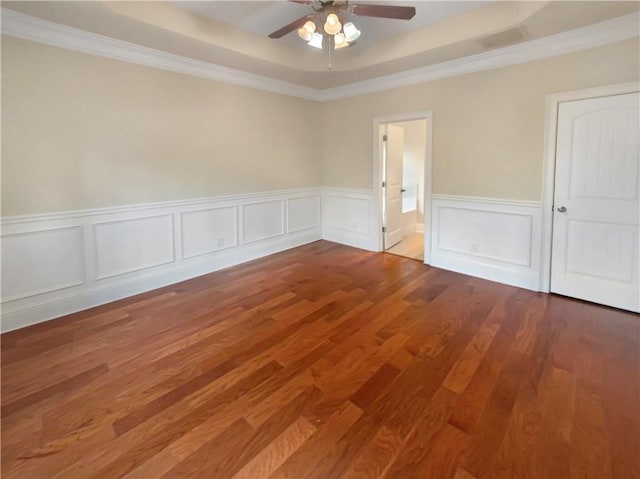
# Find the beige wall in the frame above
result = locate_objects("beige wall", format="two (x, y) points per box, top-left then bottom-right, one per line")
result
(2, 35), (639, 216)
(1, 36), (322, 216)
(321, 38), (640, 200)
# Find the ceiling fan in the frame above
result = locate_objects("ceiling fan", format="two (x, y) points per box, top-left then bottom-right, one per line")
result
(268, 0), (416, 49)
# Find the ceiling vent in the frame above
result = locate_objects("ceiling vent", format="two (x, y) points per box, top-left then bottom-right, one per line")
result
(476, 26), (528, 50)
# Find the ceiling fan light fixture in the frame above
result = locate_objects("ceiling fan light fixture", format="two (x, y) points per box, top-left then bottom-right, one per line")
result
(324, 13), (342, 35)
(343, 22), (361, 42)
(297, 27), (312, 41)
(303, 20), (316, 34)
(308, 32), (323, 49)
(334, 32), (348, 49)
(298, 20), (316, 41)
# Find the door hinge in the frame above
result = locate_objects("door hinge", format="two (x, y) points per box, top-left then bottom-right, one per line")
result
(382, 226), (387, 233)
(382, 181), (386, 187)
(383, 134), (388, 142)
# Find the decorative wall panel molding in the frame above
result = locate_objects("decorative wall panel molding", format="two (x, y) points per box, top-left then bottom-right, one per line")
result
(94, 214), (175, 280)
(1, 226), (85, 302)
(1, 187), (321, 332)
(321, 188), (378, 252)
(1, 188), (548, 332)
(430, 194), (543, 290)
(288, 195), (321, 233)
(180, 206), (238, 259)
(242, 200), (285, 244)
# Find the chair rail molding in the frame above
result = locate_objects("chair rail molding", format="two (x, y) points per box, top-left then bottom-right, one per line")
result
(2, 188), (554, 332)
(1, 187), (322, 332)
(430, 194), (543, 291)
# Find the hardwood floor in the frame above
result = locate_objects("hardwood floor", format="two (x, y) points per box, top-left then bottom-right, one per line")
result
(2, 240), (639, 479)
(385, 232), (424, 261)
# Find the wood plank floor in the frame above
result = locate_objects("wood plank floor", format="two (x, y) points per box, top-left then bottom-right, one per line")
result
(385, 232), (424, 261)
(2, 240), (639, 479)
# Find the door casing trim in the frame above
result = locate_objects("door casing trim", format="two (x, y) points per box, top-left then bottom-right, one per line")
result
(540, 81), (640, 292)
(373, 111), (434, 263)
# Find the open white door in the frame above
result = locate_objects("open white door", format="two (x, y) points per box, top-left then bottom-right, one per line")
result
(384, 124), (404, 249)
(551, 92), (640, 312)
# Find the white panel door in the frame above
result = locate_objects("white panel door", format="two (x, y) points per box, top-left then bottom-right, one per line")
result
(551, 92), (640, 312)
(384, 124), (404, 249)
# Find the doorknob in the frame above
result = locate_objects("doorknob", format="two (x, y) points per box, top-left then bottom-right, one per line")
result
(401, 188), (406, 193)
(556, 206), (567, 213)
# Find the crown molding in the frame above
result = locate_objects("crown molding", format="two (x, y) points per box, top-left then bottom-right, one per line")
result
(1, 7), (638, 103)
(0, 8), (320, 101)
(316, 11), (640, 101)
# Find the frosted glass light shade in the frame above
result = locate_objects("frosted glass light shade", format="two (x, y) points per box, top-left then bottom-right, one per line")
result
(324, 13), (341, 35)
(298, 20), (316, 40)
(308, 32), (323, 49)
(334, 32), (348, 49)
(297, 27), (312, 41)
(343, 22), (361, 42)
(303, 20), (316, 33)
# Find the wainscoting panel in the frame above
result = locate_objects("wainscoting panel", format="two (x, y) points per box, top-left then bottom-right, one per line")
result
(242, 200), (285, 244)
(1, 226), (85, 302)
(321, 188), (377, 251)
(437, 208), (532, 266)
(181, 206), (238, 259)
(288, 195), (321, 233)
(2, 188), (546, 332)
(1, 188), (321, 332)
(430, 194), (543, 290)
(94, 214), (175, 280)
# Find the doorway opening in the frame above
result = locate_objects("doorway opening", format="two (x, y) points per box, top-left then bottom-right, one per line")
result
(374, 112), (432, 263)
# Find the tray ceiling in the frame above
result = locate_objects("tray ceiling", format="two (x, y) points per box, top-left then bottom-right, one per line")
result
(2, 1), (638, 89)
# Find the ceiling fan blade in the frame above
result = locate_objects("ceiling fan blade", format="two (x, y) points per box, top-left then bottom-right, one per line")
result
(268, 14), (316, 39)
(351, 4), (416, 20)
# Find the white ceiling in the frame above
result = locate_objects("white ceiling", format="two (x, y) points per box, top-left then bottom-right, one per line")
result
(174, 1), (488, 48)
(2, 1), (639, 89)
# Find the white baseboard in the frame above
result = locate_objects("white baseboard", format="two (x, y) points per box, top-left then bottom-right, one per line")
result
(321, 227), (377, 252)
(1, 188), (321, 332)
(1, 188), (546, 332)
(430, 252), (540, 290)
(430, 194), (542, 291)
(1, 229), (319, 332)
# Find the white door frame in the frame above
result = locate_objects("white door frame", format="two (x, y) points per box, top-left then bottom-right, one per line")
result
(373, 110), (433, 263)
(539, 81), (640, 292)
